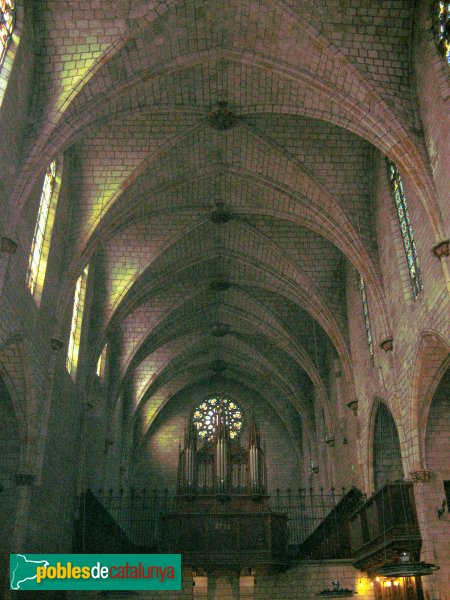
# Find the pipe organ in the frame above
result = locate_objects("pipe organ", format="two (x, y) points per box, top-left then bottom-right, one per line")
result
(177, 414), (267, 498)
(162, 409), (288, 571)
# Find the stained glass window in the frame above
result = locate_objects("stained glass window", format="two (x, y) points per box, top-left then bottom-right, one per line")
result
(387, 159), (423, 299)
(433, 1), (450, 65)
(66, 265), (89, 378)
(27, 161), (57, 300)
(96, 344), (107, 381)
(193, 396), (243, 441)
(0, 0), (15, 71)
(358, 274), (374, 359)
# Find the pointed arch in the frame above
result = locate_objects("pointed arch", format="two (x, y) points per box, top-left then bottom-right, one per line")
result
(368, 398), (404, 493)
(411, 331), (450, 470)
(0, 333), (41, 477)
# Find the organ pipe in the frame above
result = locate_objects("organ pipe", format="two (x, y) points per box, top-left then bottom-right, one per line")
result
(177, 410), (266, 497)
(215, 415), (228, 493)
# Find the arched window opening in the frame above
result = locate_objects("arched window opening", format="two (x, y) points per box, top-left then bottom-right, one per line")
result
(373, 403), (403, 491)
(358, 274), (374, 359)
(27, 160), (59, 304)
(192, 396), (243, 441)
(386, 159), (423, 300)
(433, 1), (450, 65)
(66, 265), (89, 379)
(0, 0), (15, 71)
(96, 343), (107, 382)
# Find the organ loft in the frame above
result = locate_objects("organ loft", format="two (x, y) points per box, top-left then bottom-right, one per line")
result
(178, 397), (266, 498)
(161, 398), (288, 570)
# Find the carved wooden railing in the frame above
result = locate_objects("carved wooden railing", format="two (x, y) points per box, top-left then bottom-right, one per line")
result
(160, 509), (288, 570)
(74, 486), (363, 561)
(295, 487), (364, 559)
(86, 487), (351, 550)
(348, 482), (421, 571)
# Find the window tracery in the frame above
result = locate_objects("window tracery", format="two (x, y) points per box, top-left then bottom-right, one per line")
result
(96, 344), (107, 381)
(0, 0), (15, 71)
(27, 161), (58, 302)
(433, 1), (450, 65)
(358, 274), (374, 359)
(66, 265), (89, 379)
(386, 159), (423, 300)
(193, 396), (243, 441)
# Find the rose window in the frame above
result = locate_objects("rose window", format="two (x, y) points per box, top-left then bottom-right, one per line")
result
(193, 396), (243, 441)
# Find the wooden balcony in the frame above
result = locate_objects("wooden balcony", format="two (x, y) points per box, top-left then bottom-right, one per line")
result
(349, 482), (421, 572)
(296, 487), (364, 559)
(160, 508), (288, 572)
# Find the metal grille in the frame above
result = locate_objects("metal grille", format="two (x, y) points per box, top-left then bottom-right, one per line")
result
(92, 487), (348, 548)
(270, 487), (348, 545)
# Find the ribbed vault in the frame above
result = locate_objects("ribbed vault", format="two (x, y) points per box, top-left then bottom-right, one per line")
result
(7, 0), (446, 493)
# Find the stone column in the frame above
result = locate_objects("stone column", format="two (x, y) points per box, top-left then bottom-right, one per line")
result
(2, 473), (36, 600)
(410, 470), (450, 597)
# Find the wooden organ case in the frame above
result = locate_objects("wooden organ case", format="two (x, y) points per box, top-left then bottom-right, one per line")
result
(160, 415), (288, 571)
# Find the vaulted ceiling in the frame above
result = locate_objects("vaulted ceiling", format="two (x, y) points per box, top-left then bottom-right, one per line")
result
(12, 0), (433, 472)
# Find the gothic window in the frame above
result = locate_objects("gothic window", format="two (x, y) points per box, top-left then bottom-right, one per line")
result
(444, 481), (450, 512)
(386, 159), (423, 299)
(433, 1), (450, 64)
(193, 396), (243, 441)
(358, 274), (374, 359)
(27, 161), (58, 303)
(66, 265), (89, 378)
(0, 0), (15, 71)
(96, 344), (107, 381)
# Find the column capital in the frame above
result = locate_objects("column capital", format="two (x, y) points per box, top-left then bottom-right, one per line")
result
(50, 338), (64, 351)
(431, 238), (450, 259)
(410, 470), (435, 483)
(347, 400), (358, 415)
(15, 473), (36, 486)
(1, 237), (18, 254)
(380, 337), (394, 352)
